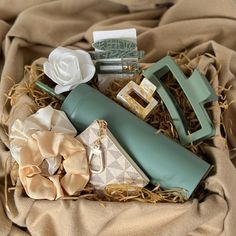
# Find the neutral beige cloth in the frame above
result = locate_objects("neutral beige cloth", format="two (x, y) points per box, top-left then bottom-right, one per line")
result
(0, 0), (236, 235)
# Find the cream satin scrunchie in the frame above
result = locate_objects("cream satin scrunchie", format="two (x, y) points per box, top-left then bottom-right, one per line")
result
(9, 106), (90, 200)
(19, 131), (89, 200)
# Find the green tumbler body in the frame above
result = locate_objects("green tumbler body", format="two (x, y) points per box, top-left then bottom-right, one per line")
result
(61, 84), (211, 198)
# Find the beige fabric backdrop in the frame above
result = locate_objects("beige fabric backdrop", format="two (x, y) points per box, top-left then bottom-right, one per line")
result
(0, 0), (236, 235)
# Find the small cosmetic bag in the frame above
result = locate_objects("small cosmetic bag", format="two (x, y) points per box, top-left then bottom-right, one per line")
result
(77, 120), (149, 189)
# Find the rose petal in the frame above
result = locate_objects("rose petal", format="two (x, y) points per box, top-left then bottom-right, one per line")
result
(75, 50), (94, 66)
(43, 61), (58, 83)
(54, 84), (74, 94)
(80, 63), (96, 83)
(48, 47), (71, 61)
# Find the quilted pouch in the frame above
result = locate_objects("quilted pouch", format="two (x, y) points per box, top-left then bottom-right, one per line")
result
(77, 120), (149, 189)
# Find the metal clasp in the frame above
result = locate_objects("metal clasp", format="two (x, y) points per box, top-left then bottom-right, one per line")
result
(88, 146), (105, 174)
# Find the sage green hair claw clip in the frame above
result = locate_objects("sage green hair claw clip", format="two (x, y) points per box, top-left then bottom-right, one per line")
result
(143, 56), (218, 145)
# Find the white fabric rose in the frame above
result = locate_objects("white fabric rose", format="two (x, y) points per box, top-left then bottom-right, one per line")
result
(44, 47), (95, 94)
